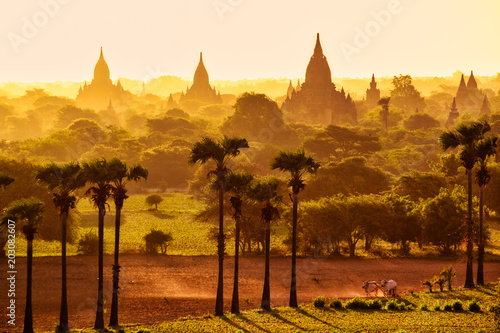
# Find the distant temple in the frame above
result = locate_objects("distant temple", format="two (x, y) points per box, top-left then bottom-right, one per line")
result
(282, 33), (357, 125)
(179, 52), (222, 104)
(479, 94), (491, 116)
(455, 71), (482, 112)
(76, 47), (132, 110)
(445, 97), (460, 128)
(366, 74), (381, 110)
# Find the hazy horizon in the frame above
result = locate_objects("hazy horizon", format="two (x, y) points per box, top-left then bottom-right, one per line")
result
(0, 0), (499, 82)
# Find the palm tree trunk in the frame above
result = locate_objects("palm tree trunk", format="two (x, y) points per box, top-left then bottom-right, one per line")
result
(290, 192), (298, 308)
(60, 210), (69, 332)
(94, 206), (105, 329)
(110, 203), (122, 326)
(464, 169), (474, 288)
(261, 218), (271, 311)
(24, 238), (33, 333)
(215, 187), (224, 316)
(477, 185), (485, 285)
(231, 214), (240, 314)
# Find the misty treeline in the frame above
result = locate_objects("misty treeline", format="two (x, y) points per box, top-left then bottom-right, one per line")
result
(0, 74), (499, 257)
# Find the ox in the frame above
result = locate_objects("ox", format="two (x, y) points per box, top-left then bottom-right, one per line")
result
(380, 279), (397, 297)
(362, 281), (380, 297)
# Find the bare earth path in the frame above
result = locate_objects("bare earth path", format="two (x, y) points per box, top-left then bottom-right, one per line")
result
(1, 255), (499, 332)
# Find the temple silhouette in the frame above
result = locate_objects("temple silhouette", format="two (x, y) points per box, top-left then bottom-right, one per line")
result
(445, 97), (460, 128)
(282, 33), (357, 125)
(366, 74), (381, 110)
(179, 52), (222, 105)
(454, 71), (484, 113)
(76, 47), (133, 110)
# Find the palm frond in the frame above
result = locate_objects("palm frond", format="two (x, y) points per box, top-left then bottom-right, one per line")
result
(455, 121), (485, 145)
(36, 162), (84, 192)
(128, 164), (149, 182)
(0, 173), (14, 189)
(270, 149), (320, 176)
(189, 136), (249, 170)
(3, 198), (44, 227)
(246, 176), (282, 203)
(438, 131), (460, 151)
(225, 171), (254, 195)
(476, 137), (498, 162)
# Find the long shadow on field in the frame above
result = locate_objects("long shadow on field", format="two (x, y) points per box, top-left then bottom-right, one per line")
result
(236, 314), (271, 333)
(271, 312), (305, 331)
(148, 210), (174, 219)
(220, 316), (251, 333)
(296, 308), (340, 329)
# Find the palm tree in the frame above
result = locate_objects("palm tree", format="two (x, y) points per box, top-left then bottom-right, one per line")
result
(475, 136), (497, 285)
(225, 171), (254, 314)
(0, 173), (14, 188)
(271, 149), (319, 307)
(81, 159), (115, 329)
(188, 136), (249, 316)
(439, 121), (492, 288)
(107, 158), (148, 326)
(35, 162), (85, 332)
(0, 173), (14, 257)
(378, 97), (390, 130)
(246, 177), (281, 311)
(3, 198), (44, 333)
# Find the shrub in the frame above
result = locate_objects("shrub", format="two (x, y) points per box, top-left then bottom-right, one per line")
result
(468, 299), (481, 312)
(144, 229), (173, 254)
(313, 296), (327, 308)
(422, 279), (433, 293)
(345, 297), (368, 310)
(386, 300), (399, 311)
(443, 303), (452, 311)
(433, 304), (441, 311)
(440, 265), (456, 291)
(77, 229), (99, 254)
(368, 300), (382, 310)
(452, 300), (463, 311)
(433, 276), (446, 292)
(491, 305), (500, 331)
(420, 304), (428, 311)
(329, 298), (343, 309)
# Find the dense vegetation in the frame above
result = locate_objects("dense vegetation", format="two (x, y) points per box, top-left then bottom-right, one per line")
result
(1, 73), (500, 331)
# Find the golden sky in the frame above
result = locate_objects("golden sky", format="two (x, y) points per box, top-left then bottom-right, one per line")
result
(0, 0), (499, 82)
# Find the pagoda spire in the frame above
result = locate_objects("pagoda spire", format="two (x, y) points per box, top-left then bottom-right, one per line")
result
(480, 94), (491, 115)
(193, 52), (209, 87)
(467, 70), (478, 90)
(459, 74), (467, 89)
(287, 80), (294, 98)
(445, 97), (460, 128)
(314, 33), (323, 56)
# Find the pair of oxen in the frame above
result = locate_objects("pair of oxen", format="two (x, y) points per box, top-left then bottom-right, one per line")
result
(362, 279), (397, 297)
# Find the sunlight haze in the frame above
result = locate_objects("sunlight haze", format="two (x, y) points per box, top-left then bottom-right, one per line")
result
(0, 0), (499, 82)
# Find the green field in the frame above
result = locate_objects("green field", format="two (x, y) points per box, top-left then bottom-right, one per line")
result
(13, 192), (500, 259)
(71, 284), (499, 333)
(18, 192), (287, 257)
